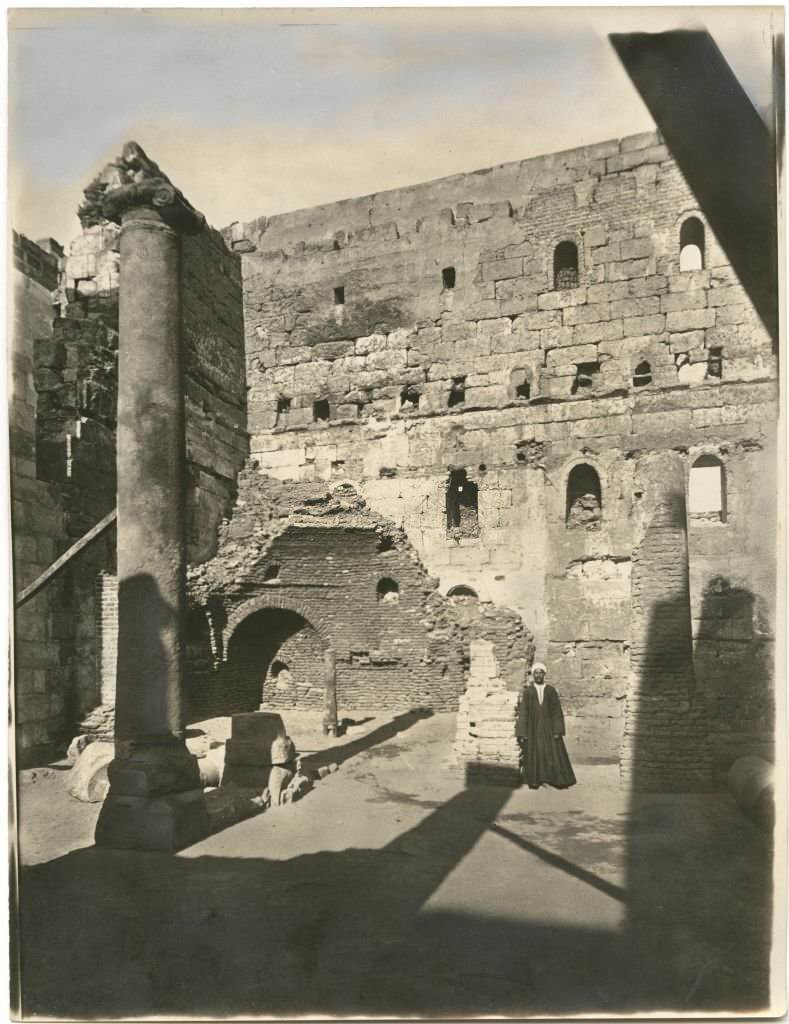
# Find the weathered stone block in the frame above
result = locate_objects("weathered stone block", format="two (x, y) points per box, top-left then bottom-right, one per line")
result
(666, 308), (716, 332)
(481, 258), (522, 282)
(607, 258), (651, 281)
(66, 741), (114, 802)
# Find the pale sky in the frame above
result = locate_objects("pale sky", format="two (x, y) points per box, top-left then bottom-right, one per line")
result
(8, 6), (781, 248)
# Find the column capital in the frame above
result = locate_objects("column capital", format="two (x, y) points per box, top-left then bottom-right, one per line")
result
(79, 141), (205, 235)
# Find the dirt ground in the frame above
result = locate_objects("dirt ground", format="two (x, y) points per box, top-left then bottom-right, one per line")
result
(15, 711), (774, 1018)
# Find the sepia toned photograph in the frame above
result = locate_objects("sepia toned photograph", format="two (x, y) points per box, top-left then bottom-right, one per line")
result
(7, 6), (786, 1018)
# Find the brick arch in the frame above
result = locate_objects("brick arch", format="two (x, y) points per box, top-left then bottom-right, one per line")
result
(224, 593), (334, 652)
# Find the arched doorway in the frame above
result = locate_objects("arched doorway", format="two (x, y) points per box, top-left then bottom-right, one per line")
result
(226, 607), (326, 711)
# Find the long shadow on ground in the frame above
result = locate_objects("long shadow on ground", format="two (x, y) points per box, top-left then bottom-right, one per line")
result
(301, 708), (433, 773)
(19, 779), (771, 1019)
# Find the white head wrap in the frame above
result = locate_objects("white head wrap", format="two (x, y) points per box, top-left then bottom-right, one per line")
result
(530, 661), (547, 676)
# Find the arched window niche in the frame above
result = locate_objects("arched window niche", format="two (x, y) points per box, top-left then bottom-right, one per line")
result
(679, 216), (705, 272)
(566, 463), (602, 530)
(377, 578), (400, 603)
(633, 360), (652, 388)
(447, 585), (478, 602)
(554, 241), (579, 290)
(689, 454), (727, 523)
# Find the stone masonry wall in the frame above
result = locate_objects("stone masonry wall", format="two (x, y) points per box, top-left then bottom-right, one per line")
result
(231, 129), (778, 767)
(56, 215), (250, 566)
(11, 234), (71, 763)
(181, 226), (249, 563)
(34, 225), (119, 731)
(12, 193), (248, 759)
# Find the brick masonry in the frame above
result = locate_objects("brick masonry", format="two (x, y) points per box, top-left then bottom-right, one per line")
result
(619, 452), (714, 791)
(450, 638), (522, 786)
(185, 474), (533, 723)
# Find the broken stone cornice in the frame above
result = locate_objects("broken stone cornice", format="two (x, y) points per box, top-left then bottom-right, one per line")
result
(79, 142), (206, 235)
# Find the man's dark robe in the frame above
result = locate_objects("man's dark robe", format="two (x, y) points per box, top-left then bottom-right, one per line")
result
(516, 683), (576, 789)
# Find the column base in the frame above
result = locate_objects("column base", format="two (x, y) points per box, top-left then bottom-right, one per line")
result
(95, 788), (209, 851)
(95, 739), (209, 850)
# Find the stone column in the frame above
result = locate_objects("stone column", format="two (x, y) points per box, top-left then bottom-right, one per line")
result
(619, 451), (713, 792)
(89, 143), (209, 849)
(322, 648), (338, 736)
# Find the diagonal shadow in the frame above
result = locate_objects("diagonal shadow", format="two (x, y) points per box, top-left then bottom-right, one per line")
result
(489, 823), (627, 903)
(610, 29), (778, 348)
(18, 781), (516, 1018)
(301, 708), (433, 772)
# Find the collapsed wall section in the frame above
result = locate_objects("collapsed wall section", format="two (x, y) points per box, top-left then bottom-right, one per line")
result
(185, 472), (534, 724)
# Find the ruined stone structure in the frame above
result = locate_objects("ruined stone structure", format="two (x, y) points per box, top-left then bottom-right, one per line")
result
(10, 126), (779, 782)
(227, 127), (778, 768)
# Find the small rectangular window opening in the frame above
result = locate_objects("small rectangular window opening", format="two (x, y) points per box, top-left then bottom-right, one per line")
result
(707, 347), (723, 379)
(276, 396), (291, 426)
(334, 286), (345, 306)
(313, 398), (330, 422)
(571, 362), (600, 395)
(446, 468), (479, 535)
(400, 385), (420, 410)
(511, 368), (530, 401)
(448, 375), (466, 407)
(442, 267), (456, 290)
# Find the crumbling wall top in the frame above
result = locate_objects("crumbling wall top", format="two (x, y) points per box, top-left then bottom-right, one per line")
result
(79, 141), (205, 234)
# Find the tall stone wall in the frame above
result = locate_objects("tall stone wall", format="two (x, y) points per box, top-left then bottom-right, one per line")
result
(185, 473), (533, 724)
(11, 234), (71, 763)
(181, 227), (249, 563)
(56, 215), (250, 565)
(33, 225), (119, 733)
(229, 129), (778, 766)
(11, 178), (248, 762)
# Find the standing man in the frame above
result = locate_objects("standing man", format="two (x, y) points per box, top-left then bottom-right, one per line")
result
(517, 662), (576, 790)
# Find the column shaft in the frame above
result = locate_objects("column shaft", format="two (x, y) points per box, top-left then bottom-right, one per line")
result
(114, 207), (185, 742)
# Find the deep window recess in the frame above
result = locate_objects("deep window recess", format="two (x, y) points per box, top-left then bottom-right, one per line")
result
(446, 468), (479, 535)
(275, 396), (291, 426)
(377, 578), (400, 603)
(448, 376), (466, 407)
(511, 368), (530, 400)
(313, 398), (330, 422)
(571, 361), (600, 395)
(633, 360), (652, 388)
(679, 217), (705, 271)
(566, 463), (602, 530)
(400, 385), (420, 410)
(442, 267), (456, 290)
(689, 454), (726, 523)
(707, 347), (723, 379)
(554, 241), (579, 290)
(334, 286), (345, 305)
